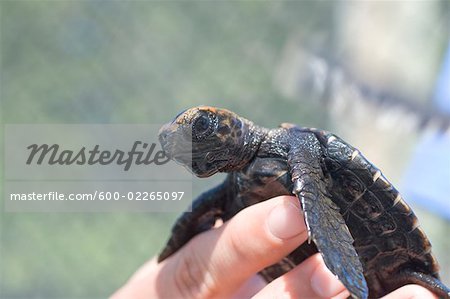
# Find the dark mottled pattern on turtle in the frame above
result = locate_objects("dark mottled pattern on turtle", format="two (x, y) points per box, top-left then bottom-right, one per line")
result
(158, 106), (450, 299)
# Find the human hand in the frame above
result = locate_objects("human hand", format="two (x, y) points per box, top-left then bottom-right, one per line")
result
(111, 196), (437, 299)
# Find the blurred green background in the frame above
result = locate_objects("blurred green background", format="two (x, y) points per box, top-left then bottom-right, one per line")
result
(1, 1), (449, 298)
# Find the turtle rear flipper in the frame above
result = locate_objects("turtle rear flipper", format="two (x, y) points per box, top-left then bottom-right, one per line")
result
(385, 271), (450, 298)
(287, 131), (368, 299)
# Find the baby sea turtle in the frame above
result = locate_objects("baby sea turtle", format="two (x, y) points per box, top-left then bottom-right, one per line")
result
(157, 106), (450, 298)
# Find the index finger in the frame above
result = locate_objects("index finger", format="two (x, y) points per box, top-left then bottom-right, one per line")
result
(156, 195), (308, 299)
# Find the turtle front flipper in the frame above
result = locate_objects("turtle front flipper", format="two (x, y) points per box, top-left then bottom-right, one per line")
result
(287, 131), (368, 299)
(158, 182), (230, 262)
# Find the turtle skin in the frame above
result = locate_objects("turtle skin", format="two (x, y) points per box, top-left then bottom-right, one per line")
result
(157, 106), (450, 299)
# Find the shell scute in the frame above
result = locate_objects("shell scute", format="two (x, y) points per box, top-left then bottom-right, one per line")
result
(408, 227), (432, 255)
(350, 192), (384, 220)
(368, 213), (397, 236)
(382, 232), (409, 252)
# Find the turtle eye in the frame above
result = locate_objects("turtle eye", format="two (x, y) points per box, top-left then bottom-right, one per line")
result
(195, 115), (209, 132)
(192, 112), (216, 140)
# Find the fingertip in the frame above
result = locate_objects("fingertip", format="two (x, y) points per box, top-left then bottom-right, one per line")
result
(252, 253), (348, 299)
(272, 195), (301, 209)
(266, 196), (305, 240)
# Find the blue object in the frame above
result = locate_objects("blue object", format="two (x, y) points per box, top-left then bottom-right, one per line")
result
(401, 42), (450, 220)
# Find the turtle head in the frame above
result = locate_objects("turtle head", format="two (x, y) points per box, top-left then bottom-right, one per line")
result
(159, 106), (263, 177)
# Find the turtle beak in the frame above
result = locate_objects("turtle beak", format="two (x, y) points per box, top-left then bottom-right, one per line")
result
(158, 122), (192, 165)
(158, 123), (175, 159)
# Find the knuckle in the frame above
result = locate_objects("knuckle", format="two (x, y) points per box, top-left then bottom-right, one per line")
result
(227, 224), (253, 260)
(173, 244), (219, 299)
(226, 216), (270, 263)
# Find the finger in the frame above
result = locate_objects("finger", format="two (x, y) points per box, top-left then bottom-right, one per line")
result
(110, 258), (160, 299)
(231, 275), (266, 299)
(381, 284), (438, 299)
(156, 195), (308, 299)
(252, 253), (349, 299)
